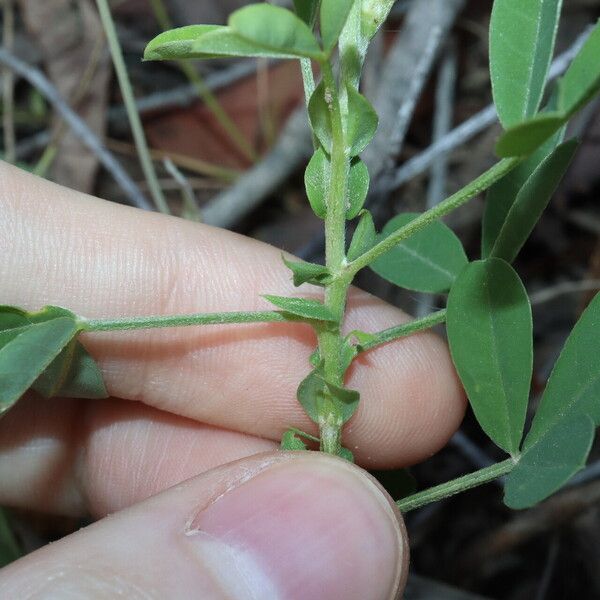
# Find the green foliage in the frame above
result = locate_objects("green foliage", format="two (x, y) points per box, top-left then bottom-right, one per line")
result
(370, 213), (468, 293)
(345, 85), (378, 156)
(283, 257), (331, 287)
(263, 295), (337, 322)
(504, 414), (594, 509)
(447, 259), (532, 455)
(346, 158), (370, 219)
(308, 81), (333, 153)
(490, 0), (563, 128)
(293, 0), (319, 26)
(496, 21), (600, 156)
(281, 429), (309, 450)
(305, 147), (329, 218)
(485, 139), (578, 263)
(347, 210), (376, 261)
(320, 0), (354, 52)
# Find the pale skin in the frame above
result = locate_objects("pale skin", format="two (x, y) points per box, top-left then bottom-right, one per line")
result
(0, 161), (465, 599)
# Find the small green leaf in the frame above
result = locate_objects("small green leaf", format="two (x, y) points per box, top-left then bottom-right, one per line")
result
(346, 158), (370, 219)
(144, 25), (225, 61)
(504, 414), (594, 509)
(281, 429), (308, 451)
(496, 113), (565, 157)
(338, 447), (355, 462)
(0, 318), (78, 415)
(558, 20), (600, 117)
(488, 139), (578, 263)
(347, 209), (376, 261)
(490, 0), (563, 128)
(320, 0), (354, 52)
(293, 0), (320, 26)
(263, 295), (337, 322)
(345, 85), (378, 156)
(229, 4), (323, 60)
(446, 259), (533, 455)
(0, 306), (28, 330)
(308, 81), (333, 153)
(525, 292), (600, 447)
(360, 0), (396, 41)
(370, 213), (468, 293)
(283, 257), (331, 287)
(304, 148), (329, 218)
(482, 123), (565, 257)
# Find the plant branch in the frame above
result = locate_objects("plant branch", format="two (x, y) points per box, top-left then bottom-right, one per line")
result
(358, 309), (447, 353)
(398, 458), (516, 513)
(80, 311), (289, 332)
(346, 157), (521, 276)
(95, 0), (170, 214)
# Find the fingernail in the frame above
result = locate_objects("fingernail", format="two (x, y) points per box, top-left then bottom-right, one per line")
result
(185, 455), (406, 600)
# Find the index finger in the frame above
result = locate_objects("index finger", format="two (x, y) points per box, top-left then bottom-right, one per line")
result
(0, 161), (464, 467)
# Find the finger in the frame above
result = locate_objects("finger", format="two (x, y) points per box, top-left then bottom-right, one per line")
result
(0, 452), (408, 600)
(0, 393), (276, 516)
(0, 162), (465, 465)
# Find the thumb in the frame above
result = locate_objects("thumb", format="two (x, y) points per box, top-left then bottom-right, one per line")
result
(0, 452), (408, 599)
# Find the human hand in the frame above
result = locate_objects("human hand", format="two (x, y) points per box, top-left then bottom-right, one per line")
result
(0, 162), (464, 598)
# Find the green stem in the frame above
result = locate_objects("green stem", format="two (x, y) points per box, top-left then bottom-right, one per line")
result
(318, 60), (351, 455)
(95, 0), (170, 214)
(398, 458), (516, 513)
(359, 309), (447, 353)
(81, 310), (288, 332)
(346, 158), (521, 276)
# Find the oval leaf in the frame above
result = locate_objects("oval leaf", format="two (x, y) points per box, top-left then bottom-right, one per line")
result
(490, 0), (563, 128)
(504, 413), (594, 509)
(308, 81), (333, 153)
(488, 139), (578, 263)
(229, 4), (322, 59)
(347, 209), (376, 261)
(345, 85), (378, 156)
(0, 317), (78, 414)
(370, 213), (468, 293)
(525, 292), (600, 447)
(346, 158), (370, 219)
(447, 259), (532, 455)
(263, 295), (337, 322)
(495, 113), (565, 157)
(304, 148), (329, 218)
(320, 0), (354, 52)
(144, 25), (227, 61)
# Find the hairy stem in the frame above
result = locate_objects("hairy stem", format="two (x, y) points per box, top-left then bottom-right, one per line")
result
(318, 61), (352, 454)
(398, 458), (516, 512)
(358, 309), (447, 353)
(80, 311), (288, 332)
(346, 157), (521, 276)
(95, 0), (170, 214)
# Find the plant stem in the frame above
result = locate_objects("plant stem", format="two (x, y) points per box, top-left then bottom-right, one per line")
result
(318, 61), (352, 455)
(359, 309), (447, 353)
(80, 310), (288, 332)
(397, 458), (516, 513)
(95, 0), (170, 214)
(346, 157), (521, 276)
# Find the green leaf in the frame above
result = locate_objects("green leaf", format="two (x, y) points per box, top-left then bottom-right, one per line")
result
(0, 306), (28, 330)
(490, 0), (563, 128)
(360, 0), (396, 41)
(304, 148), (329, 218)
(338, 447), (355, 462)
(346, 158), (370, 219)
(263, 295), (337, 322)
(229, 4), (323, 60)
(495, 113), (565, 157)
(482, 122), (565, 257)
(144, 25), (227, 60)
(297, 367), (359, 425)
(320, 0), (354, 52)
(347, 209), (376, 262)
(525, 292), (600, 447)
(0, 508), (21, 567)
(370, 213), (468, 293)
(558, 20), (600, 117)
(283, 257), (331, 287)
(281, 429), (309, 451)
(293, 0), (320, 26)
(308, 81), (333, 153)
(345, 84), (378, 156)
(487, 139), (578, 263)
(446, 259), (533, 455)
(504, 414), (594, 509)
(0, 317), (78, 415)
